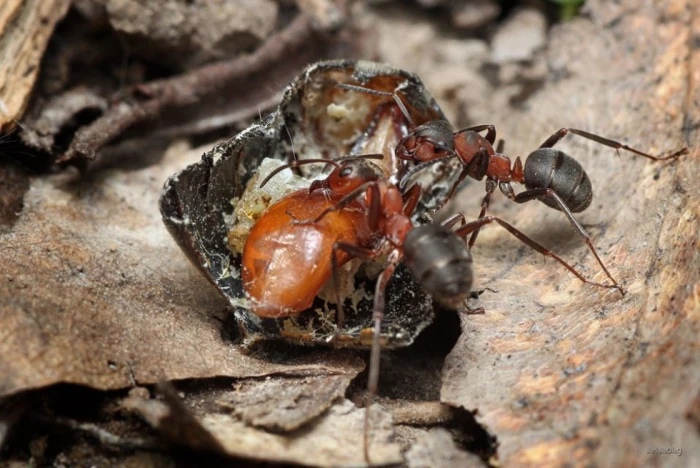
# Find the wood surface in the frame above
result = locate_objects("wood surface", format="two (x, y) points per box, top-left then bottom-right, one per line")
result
(0, 0), (71, 131)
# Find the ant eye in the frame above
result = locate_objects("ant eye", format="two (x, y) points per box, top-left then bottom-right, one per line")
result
(339, 167), (353, 178)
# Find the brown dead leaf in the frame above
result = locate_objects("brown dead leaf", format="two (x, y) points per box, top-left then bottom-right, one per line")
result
(125, 378), (401, 467)
(201, 401), (401, 467)
(217, 374), (353, 432)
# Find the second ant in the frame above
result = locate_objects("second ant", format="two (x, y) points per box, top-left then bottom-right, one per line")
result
(336, 83), (688, 295)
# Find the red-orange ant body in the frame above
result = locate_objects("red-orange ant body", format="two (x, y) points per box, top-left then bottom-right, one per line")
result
(242, 158), (376, 319)
(242, 155), (420, 326)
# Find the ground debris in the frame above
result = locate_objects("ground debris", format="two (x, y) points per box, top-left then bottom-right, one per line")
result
(105, 0), (279, 69)
(405, 428), (487, 468)
(15, 5), (355, 167)
(123, 379), (402, 467)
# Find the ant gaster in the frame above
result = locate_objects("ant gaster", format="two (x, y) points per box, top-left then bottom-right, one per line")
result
(244, 154), (623, 462)
(337, 84), (689, 295)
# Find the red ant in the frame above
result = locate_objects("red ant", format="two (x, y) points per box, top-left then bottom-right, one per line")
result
(337, 83), (689, 295)
(242, 154), (384, 321)
(241, 154), (623, 462)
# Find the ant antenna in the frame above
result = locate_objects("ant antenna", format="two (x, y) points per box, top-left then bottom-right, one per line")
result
(334, 153), (384, 163)
(0, 124), (18, 140)
(335, 83), (415, 128)
(260, 153), (386, 188)
(283, 123), (298, 162)
(398, 154), (456, 190)
(259, 158), (341, 188)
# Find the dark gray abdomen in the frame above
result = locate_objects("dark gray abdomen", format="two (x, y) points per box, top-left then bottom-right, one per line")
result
(403, 225), (473, 309)
(524, 148), (593, 213)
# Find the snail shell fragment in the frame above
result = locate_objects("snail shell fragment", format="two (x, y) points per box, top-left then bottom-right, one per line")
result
(160, 60), (452, 348)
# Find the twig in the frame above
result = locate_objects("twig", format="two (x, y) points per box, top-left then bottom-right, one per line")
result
(58, 15), (317, 164)
(20, 87), (108, 152)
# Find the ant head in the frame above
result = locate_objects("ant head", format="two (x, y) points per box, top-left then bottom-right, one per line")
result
(324, 159), (383, 194)
(398, 120), (455, 162)
(413, 120), (455, 151)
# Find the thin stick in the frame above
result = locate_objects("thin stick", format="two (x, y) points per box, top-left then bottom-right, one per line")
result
(59, 15), (316, 164)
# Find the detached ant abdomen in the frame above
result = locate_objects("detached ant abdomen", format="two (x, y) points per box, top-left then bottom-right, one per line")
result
(524, 148), (593, 213)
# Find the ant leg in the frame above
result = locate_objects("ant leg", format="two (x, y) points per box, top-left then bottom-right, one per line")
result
(401, 183), (422, 216)
(331, 244), (347, 332)
(352, 103), (409, 157)
(260, 154), (385, 188)
(259, 158), (341, 188)
(464, 282), (497, 315)
(335, 83), (415, 128)
(455, 125), (497, 144)
(430, 166), (469, 214)
(334, 153), (385, 163)
(467, 179), (498, 249)
(510, 187), (624, 296)
(496, 139), (505, 153)
(470, 287), (498, 299)
(331, 243), (381, 332)
(296, 182), (380, 225)
(538, 128), (688, 161)
(364, 251), (401, 463)
(367, 183), (382, 233)
(429, 147), (490, 215)
(399, 154), (456, 190)
(454, 215), (624, 294)
(441, 212), (467, 229)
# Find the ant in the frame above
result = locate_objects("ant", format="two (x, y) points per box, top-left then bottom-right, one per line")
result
(242, 154), (623, 462)
(336, 83), (689, 295)
(242, 154), (384, 321)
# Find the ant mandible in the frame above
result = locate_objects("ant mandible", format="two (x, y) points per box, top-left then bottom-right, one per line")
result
(245, 154), (624, 462)
(336, 83), (689, 295)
